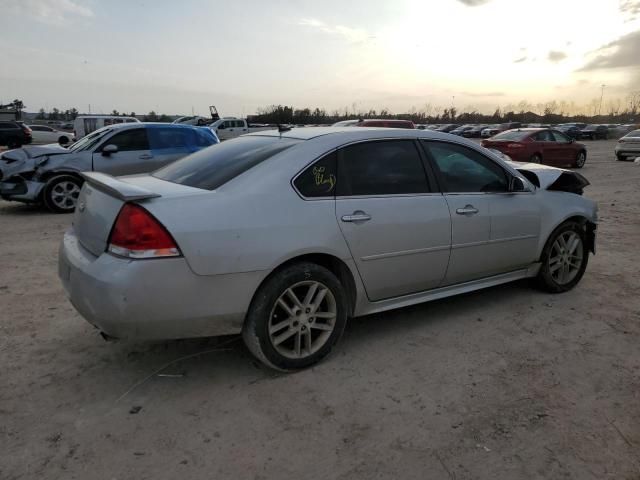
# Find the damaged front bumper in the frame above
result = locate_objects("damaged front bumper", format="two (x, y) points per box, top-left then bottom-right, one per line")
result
(0, 178), (45, 202)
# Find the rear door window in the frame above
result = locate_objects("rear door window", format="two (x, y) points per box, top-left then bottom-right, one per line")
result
(147, 127), (192, 150)
(550, 130), (570, 142)
(154, 136), (301, 190)
(337, 140), (430, 196)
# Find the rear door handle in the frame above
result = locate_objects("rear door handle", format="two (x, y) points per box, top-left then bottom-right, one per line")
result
(456, 205), (479, 215)
(341, 213), (371, 223)
(139, 154), (154, 160)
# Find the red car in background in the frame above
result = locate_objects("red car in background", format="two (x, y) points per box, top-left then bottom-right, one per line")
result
(482, 128), (587, 168)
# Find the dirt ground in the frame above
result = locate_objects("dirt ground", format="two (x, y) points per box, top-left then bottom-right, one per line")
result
(1, 139), (639, 480)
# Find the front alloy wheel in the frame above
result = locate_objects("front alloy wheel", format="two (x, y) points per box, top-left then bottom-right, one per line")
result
(42, 175), (83, 213)
(243, 262), (348, 371)
(536, 221), (589, 293)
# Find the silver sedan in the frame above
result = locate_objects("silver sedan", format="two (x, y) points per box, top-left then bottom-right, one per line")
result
(59, 127), (598, 370)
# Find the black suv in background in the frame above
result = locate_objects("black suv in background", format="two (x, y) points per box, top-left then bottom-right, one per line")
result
(580, 124), (609, 140)
(0, 121), (33, 148)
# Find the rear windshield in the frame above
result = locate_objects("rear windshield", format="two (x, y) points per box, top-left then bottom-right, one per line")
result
(492, 130), (530, 141)
(624, 129), (640, 138)
(153, 135), (301, 190)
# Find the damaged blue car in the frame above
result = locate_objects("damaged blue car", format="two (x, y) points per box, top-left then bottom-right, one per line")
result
(0, 122), (219, 212)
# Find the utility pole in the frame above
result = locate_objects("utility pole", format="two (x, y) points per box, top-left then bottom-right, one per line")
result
(598, 84), (606, 116)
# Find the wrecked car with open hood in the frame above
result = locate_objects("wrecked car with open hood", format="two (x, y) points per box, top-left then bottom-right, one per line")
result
(0, 122), (219, 213)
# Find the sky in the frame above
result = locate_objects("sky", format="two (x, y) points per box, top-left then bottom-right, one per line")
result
(1, 0), (640, 116)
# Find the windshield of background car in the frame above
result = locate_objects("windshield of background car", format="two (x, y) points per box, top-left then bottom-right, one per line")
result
(492, 130), (531, 141)
(68, 128), (113, 152)
(153, 135), (301, 190)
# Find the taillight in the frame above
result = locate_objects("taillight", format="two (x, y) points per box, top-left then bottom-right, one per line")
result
(108, 204), (180, 259)
(506, 143), (523, 148)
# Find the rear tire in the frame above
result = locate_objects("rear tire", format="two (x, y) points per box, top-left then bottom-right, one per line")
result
(242, 262), (348, 371)
(42, 174), (83, 213)
(536, 221), (589, 293)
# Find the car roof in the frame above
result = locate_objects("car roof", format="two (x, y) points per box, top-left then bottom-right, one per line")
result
(246, 126), (482, 142)
(102, 122), (203, 131)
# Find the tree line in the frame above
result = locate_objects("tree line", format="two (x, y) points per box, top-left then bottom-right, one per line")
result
(249, 93), (640, 125)
(15, 90), (640, 125)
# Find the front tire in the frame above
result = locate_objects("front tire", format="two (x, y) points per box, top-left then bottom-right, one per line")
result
(242, 262), (348, 371)
(575, 151), (586, 168)
(536, 221), (589, 293)
(530, 154), (542, 163)
(58, 136), (69, 145)
(42, 174), (83, 213)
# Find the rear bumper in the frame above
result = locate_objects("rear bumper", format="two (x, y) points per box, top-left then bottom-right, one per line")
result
(614, 146), (640, 157)
(58, 229), (268, 340)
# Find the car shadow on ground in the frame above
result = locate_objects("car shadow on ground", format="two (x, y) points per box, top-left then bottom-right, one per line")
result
(0, 201), (52, 217)
(75, 279), (539, 403)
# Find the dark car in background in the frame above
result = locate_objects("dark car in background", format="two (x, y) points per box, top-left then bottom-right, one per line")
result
(580, 124), (609, 140)
(481, 128), (587, 168)
(0, 121), (32, 148)
(557, 125), (582, 139)
(465, 125), (488, 137)
(435, 124), (458, 133)
(449, 125), (474, 136)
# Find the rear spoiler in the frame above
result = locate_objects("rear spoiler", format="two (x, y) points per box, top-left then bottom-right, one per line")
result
(81, 172), (161, 201)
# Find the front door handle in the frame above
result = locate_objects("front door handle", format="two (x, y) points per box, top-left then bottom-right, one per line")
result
(139, 154), (154, 160)
(341, 212), (371, 223)
(456, 205), (479, 215)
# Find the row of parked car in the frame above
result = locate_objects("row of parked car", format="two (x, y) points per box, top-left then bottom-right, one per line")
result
(416, 122), (638, 140)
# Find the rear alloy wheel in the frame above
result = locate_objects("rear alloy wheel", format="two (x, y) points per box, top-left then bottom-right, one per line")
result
(536, 221), (589, 293)
(530, 154), (542, 163)
(42, 175), (83, 213)
(575, 151), (586, 168)
(243, 262), (348, 371)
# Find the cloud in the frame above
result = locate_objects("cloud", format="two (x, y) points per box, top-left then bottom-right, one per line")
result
(620, 0), (640, 20)
(5, 0), (93, 25)
(579, 30), (640, 71)
(456, 0), (492, 6)
(460, 91), (505, 97)
(547, 50), (568, 62)
(514, 56), (527, 63)
(298, 18), (369, 43)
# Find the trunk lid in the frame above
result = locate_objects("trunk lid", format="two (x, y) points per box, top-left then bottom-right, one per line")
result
(74, 173), (204, 256)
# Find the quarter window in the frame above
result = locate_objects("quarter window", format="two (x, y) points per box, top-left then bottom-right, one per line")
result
(294, 151), (337, 198)
(423, 141), (508, 193)
(337, 140), (429, 196)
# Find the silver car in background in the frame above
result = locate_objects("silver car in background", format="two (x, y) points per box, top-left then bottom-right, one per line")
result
(615, 129), (640, 161)
(0, 123), (218, 212)
(59, 127), (597, 370)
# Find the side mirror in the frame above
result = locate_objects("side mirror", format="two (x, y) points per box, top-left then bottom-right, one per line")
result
(510, 176), (528, 192)
(102, 144), (118, 156)
(217, 124), (226, 130)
